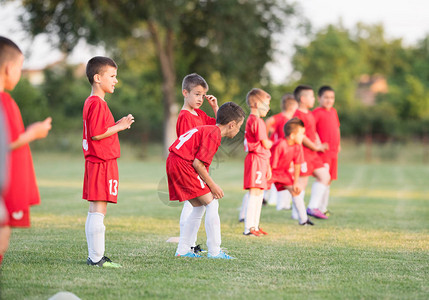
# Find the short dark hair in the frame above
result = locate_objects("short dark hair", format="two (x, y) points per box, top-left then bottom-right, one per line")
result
(216, 102), (245, 125)
(284, 117), (304, 137)
(0, 36), (22, 68)
(182, 73), (208, 92)
(86, 56), (118, 85)
(281, 93), (296, 111)
(294, 85), (313, 103)
(318, 85), (335, 97)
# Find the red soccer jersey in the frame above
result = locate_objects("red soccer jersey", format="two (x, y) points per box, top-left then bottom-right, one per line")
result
(312, 107), (340, 154)
(0, 92), (40, 212)
(82, 96), (120, 163)
(293, 109), (317, 144)
(244, 114), (270, 159)
(270, 139), (304, 180)
(272, 113), (290, 143)
(169, 125), (221, 168)
(176, 109), (216, 137)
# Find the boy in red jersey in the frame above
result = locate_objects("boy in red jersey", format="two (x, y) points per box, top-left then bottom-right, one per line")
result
(0, 36), (52, 266)
(313, 86), (340, 215)
(270, 118), (313, 225)
(167, 102), (245, 259)
(176, 73), (218, 253)
(243, 88), (272, 236)
(293, 85), (330, 219)
(265, 93), (298, 209)
(82, 56), (134, 268)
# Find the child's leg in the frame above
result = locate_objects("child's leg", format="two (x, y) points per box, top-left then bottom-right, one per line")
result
(319, 184), (331, 213)
(205, 199), (221, 256)
(308, 168), (330, 210)
(176, 204), (205, 255)
(245, 188), (262, 233)
(268, 183), (278, 206)
(86, 201), (107, 263)
(292, 191), (308, 224)
(0, 225), (11, 265)
(277, 189), (292, 210)
(254, 190), (264, 230)
(180, 201), (203, 247)
(239, 192), (249, 221)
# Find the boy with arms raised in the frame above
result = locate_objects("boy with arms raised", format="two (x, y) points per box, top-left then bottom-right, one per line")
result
(265, 93), (298, 209)
(293, 85), (330, 219)
(313, 86), (340, 215)
(270, 118), (313, 225)
(176, 73), (218, 253)
(82, 56), (134, 268)
(243, 88), (272, 236)
(0, 36), (52, 266)
(167, 102), (245, 259)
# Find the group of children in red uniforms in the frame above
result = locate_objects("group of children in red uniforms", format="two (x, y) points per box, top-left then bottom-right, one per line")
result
(0, 35), (340, 265)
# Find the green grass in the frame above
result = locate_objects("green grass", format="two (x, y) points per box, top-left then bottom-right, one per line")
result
(1, 152), (429, 299)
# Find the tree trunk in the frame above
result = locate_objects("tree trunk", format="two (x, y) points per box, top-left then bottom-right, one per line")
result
(148, 21), (178, 157)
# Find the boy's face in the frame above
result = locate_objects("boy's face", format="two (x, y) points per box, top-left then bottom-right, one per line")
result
(319, 90), (335, 110)
(286, 100), (298, 113)
(183, 85), (207, 110)
(226, 118), (244, 138)
(290, 126), (306, 144)
(300, 90), (315, 109)
(96, 66), (118, 94)
(4, 53), (24, 91)
(257, 94), (271, 117)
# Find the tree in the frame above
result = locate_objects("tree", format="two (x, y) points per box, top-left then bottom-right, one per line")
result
(18, 0), (299, 154)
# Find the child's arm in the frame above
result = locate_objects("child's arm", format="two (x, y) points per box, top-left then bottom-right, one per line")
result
(205, 95), (219, 117)
(302, 136), (328, 152)
(265, 116), (275, 137)
(261, 138), (273, 149)
(292, 163), (301, 195)
(92, 114), (134, 141)
(10, 117), (52, 150)
(192, 158), (224, 199)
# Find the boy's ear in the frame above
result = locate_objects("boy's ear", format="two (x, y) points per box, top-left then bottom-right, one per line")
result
(182, 89), (188, 98)
(93, 74), (101, 84)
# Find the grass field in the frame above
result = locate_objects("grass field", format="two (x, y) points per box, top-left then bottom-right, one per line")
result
(1, 151), (429, 299)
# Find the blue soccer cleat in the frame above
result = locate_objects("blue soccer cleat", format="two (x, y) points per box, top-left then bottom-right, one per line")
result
(208, 251), (236, 260)
(175, 251), (202, 258)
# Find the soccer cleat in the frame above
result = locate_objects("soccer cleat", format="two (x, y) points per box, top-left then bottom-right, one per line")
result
(257, 227), (268, 235)
(175, 251), (202, 258)
(249, 228), (261, 236)
(191, 244), (207, 254)
(87, 256), (122, 268)
(238, 218), (245, 223)
(208, 251), (236, 259)
(299, 219), (314, 226)
(307, 208), (328, 219)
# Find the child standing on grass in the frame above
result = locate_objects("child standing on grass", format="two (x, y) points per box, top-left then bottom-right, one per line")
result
(167, 102), (245, 259)
(312, 86), (341, 215)
(0, 36), (52, 266)
(264, 93), (298, 209)
(269, 118), (313, 225)
(293, 85), (330, 220)
(82, 56), (134, 268)
(175, 73), (219, 254)
(242, 88), (272, 236)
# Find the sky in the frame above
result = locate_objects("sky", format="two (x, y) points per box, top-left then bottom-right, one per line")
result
(1, 0), (429, 83)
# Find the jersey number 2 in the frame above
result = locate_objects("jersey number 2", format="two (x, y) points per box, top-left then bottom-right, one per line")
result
(109, 179), (118, 196)
(255, 171), (262, 184)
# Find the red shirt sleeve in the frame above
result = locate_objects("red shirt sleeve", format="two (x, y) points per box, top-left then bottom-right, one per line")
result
(87, 100), (109, 137)
(252, 118), (269, 142)
(195, 127), (220, 166)
(294, 145), (305, 164)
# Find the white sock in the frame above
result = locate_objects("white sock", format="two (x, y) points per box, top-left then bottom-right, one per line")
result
(319, 186), (330, 213)
(244, 194), (259, 233)
(180, 201), (204, 247)
(85, 212), (105, 263)
(205, 199), (221, 256)
(176, 205), (205, 255)
(276, 190), (292, 210)
(239, 192), (249, 221)
(291, 190), (304, 220)
(308, 181), (328, 209)
(268, 183), (278, 205)
(293, 191), (308, 224)
(254, 194), (264, 230)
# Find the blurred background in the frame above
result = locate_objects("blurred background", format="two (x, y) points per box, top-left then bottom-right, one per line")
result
(1, 0), (429, 162)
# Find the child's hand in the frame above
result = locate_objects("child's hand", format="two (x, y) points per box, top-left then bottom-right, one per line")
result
(292, 184), (301, 195)
(317, 143), (329, 152)
(267, 167), (272, 181)
(210, 183), (224, 199)
(117, 114), (135, 130)
(205, 95), (218, 108)
(27, 117), (52, 140)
